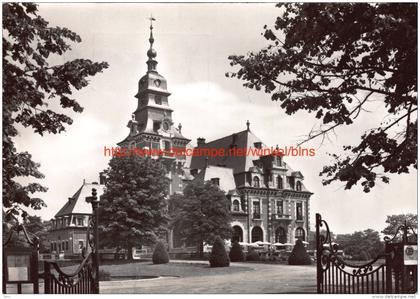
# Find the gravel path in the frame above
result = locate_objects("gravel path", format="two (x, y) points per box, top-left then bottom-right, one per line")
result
(100, 261), (316, 294)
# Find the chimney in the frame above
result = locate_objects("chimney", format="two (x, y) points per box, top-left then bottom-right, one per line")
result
(232, 133), (237, 145)
(197, 137), (206, 147)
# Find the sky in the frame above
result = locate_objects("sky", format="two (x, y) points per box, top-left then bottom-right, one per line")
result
(14, 3), (417, 234)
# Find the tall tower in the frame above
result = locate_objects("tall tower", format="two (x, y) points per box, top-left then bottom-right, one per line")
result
(118, 18), (190, 193)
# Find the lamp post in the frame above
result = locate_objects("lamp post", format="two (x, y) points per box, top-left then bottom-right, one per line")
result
(85, 188), (99, 294)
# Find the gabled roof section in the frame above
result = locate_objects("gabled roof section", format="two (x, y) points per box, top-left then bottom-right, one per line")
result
(55, 182), (105, 217)
(190, 129), (267, 174)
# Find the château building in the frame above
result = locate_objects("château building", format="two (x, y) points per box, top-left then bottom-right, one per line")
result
(188, 130), (312, 246)
(116, 22), (313, 251)
(49, 20), (313, 257)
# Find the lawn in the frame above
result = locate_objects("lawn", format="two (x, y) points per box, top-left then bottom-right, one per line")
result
(62, 260), (253, 280)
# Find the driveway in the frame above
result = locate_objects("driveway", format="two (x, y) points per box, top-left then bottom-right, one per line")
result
(100, 261), (316, 294)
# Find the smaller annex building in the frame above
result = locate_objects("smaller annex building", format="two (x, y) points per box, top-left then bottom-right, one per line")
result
(47, 180), (104, 258)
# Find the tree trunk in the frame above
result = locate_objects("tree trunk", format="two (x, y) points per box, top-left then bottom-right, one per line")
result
(198, 241), (204, 259)
(127, 245), (133, 260)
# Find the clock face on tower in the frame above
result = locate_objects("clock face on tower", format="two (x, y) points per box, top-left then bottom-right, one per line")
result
(154, 79), (161, 87)
(162, 121), (169, 131)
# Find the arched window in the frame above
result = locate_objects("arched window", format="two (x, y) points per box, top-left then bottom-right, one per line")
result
(277, 176), (283, 189)
(253, 176), (260, 188)
(296, 181), (302, 191)
(232, 199), (240, 212)
(232, 226), (243, 243)
(251, 226), (263, 243)
(275, 227), (287, 243)
(295, 227), (305, 241)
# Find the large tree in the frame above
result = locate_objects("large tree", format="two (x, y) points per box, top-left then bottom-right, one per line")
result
(382, 213), (417, 237)
(227, 3), (417, 192)
(336, 229), (384, 260)
(3, 3), (108, 220)
(98, 156), (169, 259)
(170, 180), (232, 257)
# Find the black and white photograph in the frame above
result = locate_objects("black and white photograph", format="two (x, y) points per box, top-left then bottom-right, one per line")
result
(2, 1), (418, 295)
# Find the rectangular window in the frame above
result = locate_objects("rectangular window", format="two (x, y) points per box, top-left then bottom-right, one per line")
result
(296, 202), (303, 220)
(276, 200), (283, 215)
(152, 142), (160, 150)
(153, 121), (161, 132)
(164, 140), (171, 151)
(253, 201), (261, 218)
(155, 96), (162, 105)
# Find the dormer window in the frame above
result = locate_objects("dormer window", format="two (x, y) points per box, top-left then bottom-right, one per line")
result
(287, 176), (295, 189)
(254, 142), (262, 149)
(296, 181), (302, 191)
(276, 156), (282, 166)
(277, 176), (283, 189)
(253, 176), (260, 188)
(211, 178), (220, 186)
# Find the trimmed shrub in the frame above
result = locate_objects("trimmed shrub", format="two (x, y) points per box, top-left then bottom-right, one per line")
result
(288, 239), (312, 265)
(229, 241), (245, 262)
(152, 241), (169, 264)
(209, 236), (230, 267)
(246, 250), (260, 261)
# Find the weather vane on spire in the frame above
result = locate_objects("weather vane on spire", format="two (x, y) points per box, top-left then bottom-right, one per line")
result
(146, 14), (158, 71)
(148, 14), (156, 28)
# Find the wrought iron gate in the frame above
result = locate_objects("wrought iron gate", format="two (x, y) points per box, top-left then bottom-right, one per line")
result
(316, 213), (417, 294)
(3, 188), (100, 294)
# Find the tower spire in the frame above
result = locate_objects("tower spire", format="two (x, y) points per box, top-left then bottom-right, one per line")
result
(146, 15), (158, 72)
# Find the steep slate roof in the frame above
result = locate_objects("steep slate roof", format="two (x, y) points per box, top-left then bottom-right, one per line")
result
(190, 129), (267, 174)
(55, 182), (104, 217)
(194, 165), (236, 193)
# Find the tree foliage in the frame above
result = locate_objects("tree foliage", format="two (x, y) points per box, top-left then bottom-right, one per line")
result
(3, 215), (51, 252)
(227, 3), (417, 192)
(336, 229), (384, 260)
(229, 241), (245, 262)
(382, 213), (417, 237)
(98, 156), (169, 258)
(170, 180), (232, 257)
(3, 3), (109, 220)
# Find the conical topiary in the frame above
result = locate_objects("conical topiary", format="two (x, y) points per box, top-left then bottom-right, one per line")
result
(288, 239), (312, 265)
(209, 236), (230, 267)
(229, 241), (245, 262)
(152, 241), (169, 264)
